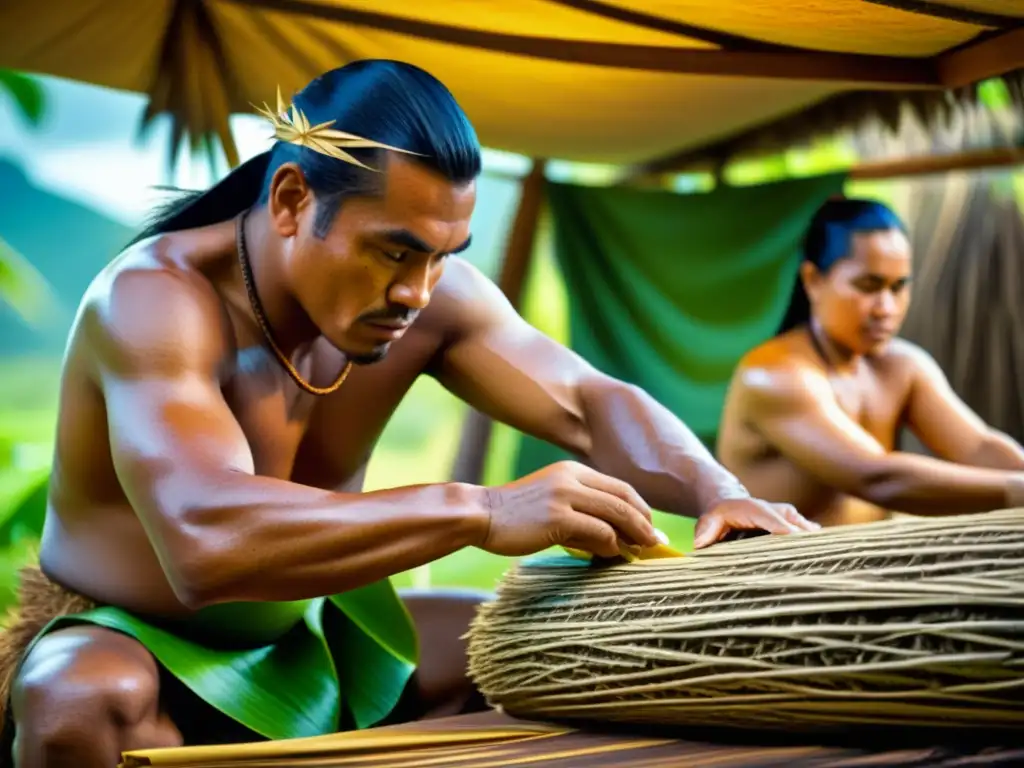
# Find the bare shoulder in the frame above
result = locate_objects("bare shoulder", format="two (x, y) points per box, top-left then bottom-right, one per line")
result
(428, 256), (501, 309)
(419, 257), (508, 335)
(80, 237), (232, 379)
(732, 334), (831, 413)
(873, 336), (941, 379)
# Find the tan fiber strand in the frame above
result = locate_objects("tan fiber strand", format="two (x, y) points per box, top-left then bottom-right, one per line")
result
(467, 508), (1024, 732)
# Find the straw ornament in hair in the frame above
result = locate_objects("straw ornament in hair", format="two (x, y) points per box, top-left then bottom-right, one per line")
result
(254, 85), (424, 170)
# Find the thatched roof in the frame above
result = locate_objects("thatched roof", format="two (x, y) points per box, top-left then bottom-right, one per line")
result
(640, 68), (1024, 175)
(1, 1), (1022, 169)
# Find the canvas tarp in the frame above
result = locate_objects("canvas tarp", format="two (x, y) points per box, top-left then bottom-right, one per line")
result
(514, 171), (847, 476)
(1, 1), (1021, 168)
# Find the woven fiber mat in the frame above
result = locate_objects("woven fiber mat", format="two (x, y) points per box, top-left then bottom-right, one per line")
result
(120, 710), (1024, 768)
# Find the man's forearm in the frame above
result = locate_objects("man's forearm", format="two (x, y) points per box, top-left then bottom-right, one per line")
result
(857, 451), (1024, 514)
(578, 377), (748, 516)
(156, 476), (488, 608)
(966, 431), (1024, 471)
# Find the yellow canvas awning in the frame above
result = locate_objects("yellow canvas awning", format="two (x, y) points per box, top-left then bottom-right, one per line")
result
(1, 1), (1021, 168)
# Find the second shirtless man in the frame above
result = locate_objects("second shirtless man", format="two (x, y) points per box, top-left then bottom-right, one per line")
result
(718, 197), (1024, 527)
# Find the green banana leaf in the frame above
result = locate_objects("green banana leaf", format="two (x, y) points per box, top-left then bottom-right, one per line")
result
(0, 71), (54, 326)
(0, 471), (48, 612)
(0, 235), (58, 327)
(0, 476), (417, 735)
(23, 582), (418, 741)
(0, 69), (44, 128)
(329, 580), (418, 729)
(41, 602), (340, 741)
(329, 580), (418, 665)
(0, 470), (48, 550)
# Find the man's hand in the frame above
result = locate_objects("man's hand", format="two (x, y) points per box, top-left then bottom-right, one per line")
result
(479, 461), (659, 558)
(692, 498), (819, 549)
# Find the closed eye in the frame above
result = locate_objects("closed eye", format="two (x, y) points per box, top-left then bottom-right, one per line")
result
(853, 278), (883, 293)
(379, 248), (407, 263)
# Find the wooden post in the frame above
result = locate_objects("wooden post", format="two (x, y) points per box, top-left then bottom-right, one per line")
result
(449, 158), (548, 484)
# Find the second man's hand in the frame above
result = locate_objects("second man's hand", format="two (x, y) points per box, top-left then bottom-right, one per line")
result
(693, 497), (820, 549)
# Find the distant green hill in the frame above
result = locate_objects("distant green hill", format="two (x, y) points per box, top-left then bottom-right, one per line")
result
(0, 156), (134, 355)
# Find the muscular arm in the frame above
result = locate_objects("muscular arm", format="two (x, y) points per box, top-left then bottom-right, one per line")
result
(742, 364), (1024, 514)
(903, 346), (1024, 470)
(429, 261), (748, 517)
(89, 268), (486, 609)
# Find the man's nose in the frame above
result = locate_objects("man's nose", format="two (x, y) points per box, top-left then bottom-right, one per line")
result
(873, 289), (898, 317)
(389, 267), (432, 311)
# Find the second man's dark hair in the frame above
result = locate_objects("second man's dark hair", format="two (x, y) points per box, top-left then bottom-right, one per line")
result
(776, 197), (906, 335)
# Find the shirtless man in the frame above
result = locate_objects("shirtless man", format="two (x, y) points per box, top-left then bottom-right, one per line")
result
(3, 61), (815, 768)
(718, 197), (1024, 527)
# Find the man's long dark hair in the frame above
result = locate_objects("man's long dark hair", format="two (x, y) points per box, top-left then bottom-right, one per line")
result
(775, 197), (906, 335)
(128, 59), (482, 246)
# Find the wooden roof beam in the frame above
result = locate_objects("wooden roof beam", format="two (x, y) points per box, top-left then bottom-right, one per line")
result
(540, 0), (804, 52)
(937, 27), (1024, 89)
(861, 0), (1022, 30)
(234, 0), (939, 87)
(848, 145), (1024, 179)
(615, 145), (1024, 189)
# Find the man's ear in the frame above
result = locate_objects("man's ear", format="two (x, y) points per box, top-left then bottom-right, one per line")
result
(800, 261), (824, 305)
(267, 163), (313, 237)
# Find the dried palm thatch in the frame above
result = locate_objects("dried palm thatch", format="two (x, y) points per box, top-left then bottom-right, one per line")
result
(467, 509), (1024, 733)
(641, 68), (1024, 174)
(900, 177), (1024, 445)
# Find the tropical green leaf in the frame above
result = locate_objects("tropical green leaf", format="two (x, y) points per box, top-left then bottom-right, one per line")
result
(329, 608), (416, 730)
(0, 468), (48, 549)
(328, 581), (418, 728)
(328, 579), (418, 665)
(978, 78), (1011, 111)
(0, 535), (38, 615)
(0, 69), (45, 127)
(0, 478), (416, 735)
(27, 592), (421, 739)
(0, 70), (55, 327)
(302, 598), (343, 722)
(39, 600), (341, 741)
(0, 236), (58, 327)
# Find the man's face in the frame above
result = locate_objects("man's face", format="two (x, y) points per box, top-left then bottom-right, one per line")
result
(803, 228), (912, 356)
(285, 156), (476, 363)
